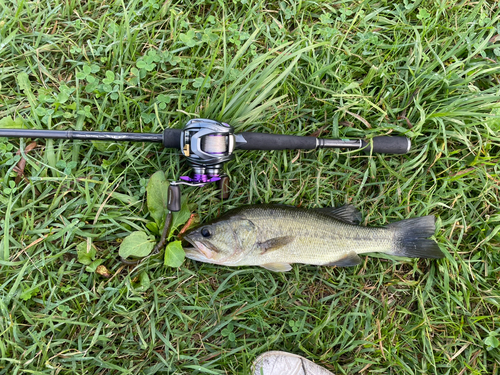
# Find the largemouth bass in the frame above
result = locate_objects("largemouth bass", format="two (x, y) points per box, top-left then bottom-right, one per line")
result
(183, 205), (443, 272)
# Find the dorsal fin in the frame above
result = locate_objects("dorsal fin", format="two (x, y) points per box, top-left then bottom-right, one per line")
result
(312, 205), (362, 225)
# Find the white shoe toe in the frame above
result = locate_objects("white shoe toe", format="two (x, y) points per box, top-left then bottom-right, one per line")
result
(252, 351), (334, 375)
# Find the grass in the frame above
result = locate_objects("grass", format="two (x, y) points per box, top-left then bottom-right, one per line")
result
(1, 0), (500, 374)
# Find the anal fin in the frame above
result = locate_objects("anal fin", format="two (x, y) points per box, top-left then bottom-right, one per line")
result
(323, 251), (362, 267)
(260, 263), (292, 272)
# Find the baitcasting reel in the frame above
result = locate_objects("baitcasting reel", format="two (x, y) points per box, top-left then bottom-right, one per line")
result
(0, 119), (411, 211)
(168, 119), (237, 211)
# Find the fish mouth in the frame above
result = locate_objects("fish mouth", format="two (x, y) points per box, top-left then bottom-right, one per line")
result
(183, 238), (218, 261)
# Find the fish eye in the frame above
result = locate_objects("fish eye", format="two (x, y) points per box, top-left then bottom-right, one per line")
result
(201, 227), (211, 238)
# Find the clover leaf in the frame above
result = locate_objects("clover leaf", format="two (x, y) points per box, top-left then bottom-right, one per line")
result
(156, 94), (171, 109)
(102, 71), (115, 85)
(193, 76), (211, 89)
(221, 322), (236, 342)
(179, 30), (197, 47)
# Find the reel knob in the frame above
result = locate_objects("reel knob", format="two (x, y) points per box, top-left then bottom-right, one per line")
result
(218, 175), (230, 200)
(167, 184), (181, 212)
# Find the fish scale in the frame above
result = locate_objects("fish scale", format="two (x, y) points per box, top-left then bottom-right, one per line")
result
(240, 206), (394, 266)
(183, 204), (443, 272)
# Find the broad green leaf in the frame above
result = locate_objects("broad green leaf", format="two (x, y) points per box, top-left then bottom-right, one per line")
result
(169, 197), (191, 239)
(17, 72), (38, 109)
(132, 271), (150, 292)
(485, 334), (500, 350)
(110, 192), (139, 205)
(147, 171), (170, 226)
(0, 116), (26, 129)
(146, 221), (160, 235)
(119, 231), (155, 259)
(164, 240), (185, 268)
(77, 240), (96, 265)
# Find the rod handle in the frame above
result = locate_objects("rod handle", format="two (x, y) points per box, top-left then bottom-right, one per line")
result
(236, 132), (317, 150)
(361, 136), (411, 154)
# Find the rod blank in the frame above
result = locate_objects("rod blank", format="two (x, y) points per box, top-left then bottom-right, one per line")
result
(0, 129), (164, 143)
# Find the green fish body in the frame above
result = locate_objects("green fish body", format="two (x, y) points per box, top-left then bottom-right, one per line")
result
(183, 205), (443, 272)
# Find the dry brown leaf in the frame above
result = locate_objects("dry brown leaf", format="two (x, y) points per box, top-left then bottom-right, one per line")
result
(178, 213), (200, 237)
(345, 110), (372, 128)
(96, 265), (112, 278)
(14, 142), (37, 184)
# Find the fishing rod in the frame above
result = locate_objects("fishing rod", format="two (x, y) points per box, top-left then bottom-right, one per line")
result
(0, 119), (411, 211)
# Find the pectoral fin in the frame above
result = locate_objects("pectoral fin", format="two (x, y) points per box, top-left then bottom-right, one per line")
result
(323, 251), (362, 267)
(261, 263), (292, 272)
(258, 236), (294, 253)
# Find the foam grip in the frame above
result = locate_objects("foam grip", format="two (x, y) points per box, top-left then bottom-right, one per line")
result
(361, 136), (411, 154)
(167, 185), (181, 212)
(237, 132), (317, 150)
(162, 129), (182, 149)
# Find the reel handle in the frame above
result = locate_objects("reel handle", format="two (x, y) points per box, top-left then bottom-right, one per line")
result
(167, 175), (230, 212)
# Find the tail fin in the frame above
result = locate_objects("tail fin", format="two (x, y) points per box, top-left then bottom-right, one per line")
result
(387, 215), (444, 259)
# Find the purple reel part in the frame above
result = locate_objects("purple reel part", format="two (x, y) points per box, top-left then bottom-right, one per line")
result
(169, 174), (227, 212)
(179, 174), (221, 185)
